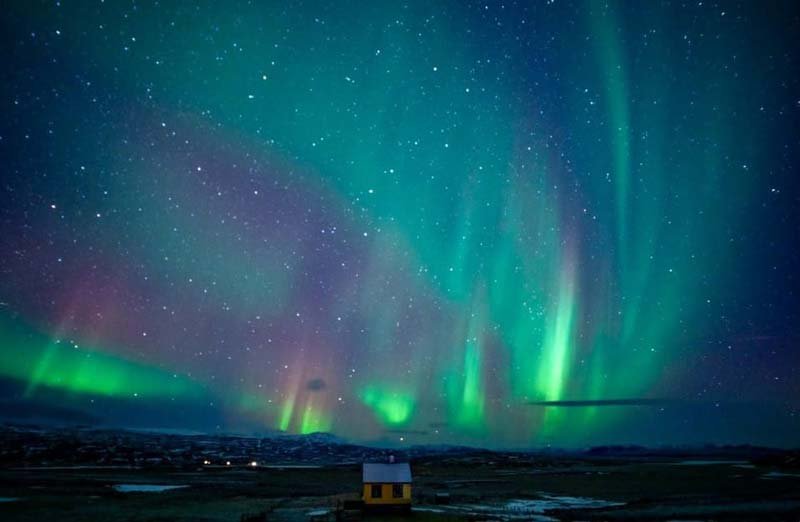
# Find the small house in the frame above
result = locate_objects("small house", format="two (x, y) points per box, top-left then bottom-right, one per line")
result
(361, 460), (412, 508)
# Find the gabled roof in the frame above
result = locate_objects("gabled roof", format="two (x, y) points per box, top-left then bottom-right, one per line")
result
(362, 462), (412, 483)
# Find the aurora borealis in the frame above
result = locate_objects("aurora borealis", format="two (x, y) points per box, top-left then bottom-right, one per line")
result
(1, 1), (798, 448)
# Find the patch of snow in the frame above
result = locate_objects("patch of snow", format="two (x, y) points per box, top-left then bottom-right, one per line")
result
(672, 460), (748, 466)
(13, 466), (140, 470)
(505, 495), (624, 513)
(413, 494), (623, 521)
(762, 471), (800, 479)
(113, 484), (188, 493)
(413, 507), (446, 513)
(264, 464), (323, 469)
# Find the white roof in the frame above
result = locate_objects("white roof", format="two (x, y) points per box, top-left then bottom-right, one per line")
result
(362, 462), (411, 483)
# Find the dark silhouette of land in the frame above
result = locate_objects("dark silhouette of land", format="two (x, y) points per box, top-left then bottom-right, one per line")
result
(1, 424), (798, 521)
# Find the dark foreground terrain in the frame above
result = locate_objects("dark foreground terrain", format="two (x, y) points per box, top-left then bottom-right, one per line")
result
(1, 425), (799, 521)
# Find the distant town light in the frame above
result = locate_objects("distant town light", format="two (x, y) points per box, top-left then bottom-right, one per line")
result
(203, 459), (211, 465)
(250, 461), (258, 467)
(225, 461), (231, 466)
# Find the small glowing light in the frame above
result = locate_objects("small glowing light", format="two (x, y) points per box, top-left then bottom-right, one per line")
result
(225, 461), (231, 466)
(203, 459), (211, 465)
(250, 461), (258, 467)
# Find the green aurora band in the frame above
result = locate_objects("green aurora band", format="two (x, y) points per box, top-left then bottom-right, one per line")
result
(0, 314), (202, 400)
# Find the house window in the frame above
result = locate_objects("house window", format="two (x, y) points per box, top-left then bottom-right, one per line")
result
(371, 484), (381, 498)
(392, 484), (403, 498)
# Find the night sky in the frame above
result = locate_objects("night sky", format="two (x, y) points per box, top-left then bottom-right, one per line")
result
(1, 1), (799, 448)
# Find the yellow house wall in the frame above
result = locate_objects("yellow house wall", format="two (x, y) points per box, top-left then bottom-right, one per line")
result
(362, 483), (412, 504)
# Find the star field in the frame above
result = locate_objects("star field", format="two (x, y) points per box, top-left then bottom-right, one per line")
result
(0, 1), (798, 447)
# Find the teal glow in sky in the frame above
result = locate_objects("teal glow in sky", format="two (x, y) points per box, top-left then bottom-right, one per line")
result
(0, 1), (798, 448)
